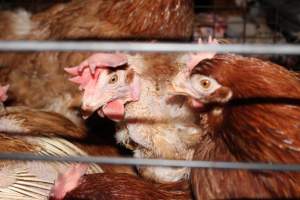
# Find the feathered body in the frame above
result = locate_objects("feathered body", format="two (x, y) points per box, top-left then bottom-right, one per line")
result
(190, 54), (300, 199)
(66, 50), (206, 183)
(0, 0), (194, 40)
(0, 106), (135, 199)
(0, 52), (90, 125)
(52, 173), (191, 200)
(0, 107), (101, 200)
(114, 54), (202, 183)
(0, 0), (194, 124)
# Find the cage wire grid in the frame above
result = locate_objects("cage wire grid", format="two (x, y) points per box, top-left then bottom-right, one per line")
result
(194, 3), (285, 44)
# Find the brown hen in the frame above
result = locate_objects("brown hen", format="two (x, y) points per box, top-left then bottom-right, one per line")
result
(0, 106), (135, 199)
(171, 54), (300, 199)
(0, 0), (194, 41)
(50, 169), (192, 200)
(0, 0), (194, 125)
(66, 52), (206, 183)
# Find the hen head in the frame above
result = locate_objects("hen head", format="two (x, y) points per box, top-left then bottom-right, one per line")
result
(65, 53), (140, 121)
(81, 67), (140, 121)
(172, 72), (232, 108)
(170, 37), (232, 108)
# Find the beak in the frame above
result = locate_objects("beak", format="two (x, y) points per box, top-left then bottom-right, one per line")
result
(168, 72), (205, 109)
(168, 81), (191, 96)
(81, 102), (105, 119)
(81, 99), (125, 122)
(169, 72), (200, 98)
(81, 106), (94, 119)
(168, 81), (205, 109)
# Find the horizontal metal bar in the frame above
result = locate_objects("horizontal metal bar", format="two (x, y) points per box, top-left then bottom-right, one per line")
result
(0, 41), (299, 55)
(0, 152), (299, 172)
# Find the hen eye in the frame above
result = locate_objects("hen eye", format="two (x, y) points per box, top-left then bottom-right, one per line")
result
(109, 74), (118, 84)
(200, 79), (211, 89)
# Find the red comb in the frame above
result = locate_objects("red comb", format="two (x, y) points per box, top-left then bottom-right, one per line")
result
(64, 66), (79, 75)
(67, 68), (102, 91)
(65, 53), (128, 91)
(77, 53), (127, 74)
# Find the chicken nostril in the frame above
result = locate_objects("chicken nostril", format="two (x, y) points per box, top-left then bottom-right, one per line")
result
(80, 107), (94, 119)
(81, 103), (95, 111)
(81, 104), (94, 112)
(81, 104), (88, 110)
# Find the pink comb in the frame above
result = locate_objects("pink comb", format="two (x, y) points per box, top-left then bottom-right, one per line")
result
(186, 36), (218, 72)
(65, 53), (128, 91)
(0, 84), (9, 102)
(50, 164), (88, 200)
(76, 53), (127, 74)
(68, 67), (103, 91)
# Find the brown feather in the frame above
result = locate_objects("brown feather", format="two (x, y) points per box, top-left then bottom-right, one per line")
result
(0, 52), (90, 125)
(191, 54), (300, 199)
(0, 0), (194, 40)
(0, 106), (136, 199)
(0, 106), (86, 138)
(0, 0), (194, 123)
(62, 173), (192, 200)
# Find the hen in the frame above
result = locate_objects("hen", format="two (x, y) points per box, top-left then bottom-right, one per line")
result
(171, 53), (300, 199)
(65, 50), (210, 183)
(0, 52), (90, 125)
(0, 106), (100, 199)
(0, 0), (195, 125)
(0, 0), (194, 41)
(0, 106), (136, 199)
(49, 165), (192, 200)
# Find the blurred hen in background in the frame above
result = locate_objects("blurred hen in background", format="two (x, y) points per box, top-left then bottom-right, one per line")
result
(0, 0), (194, 125)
